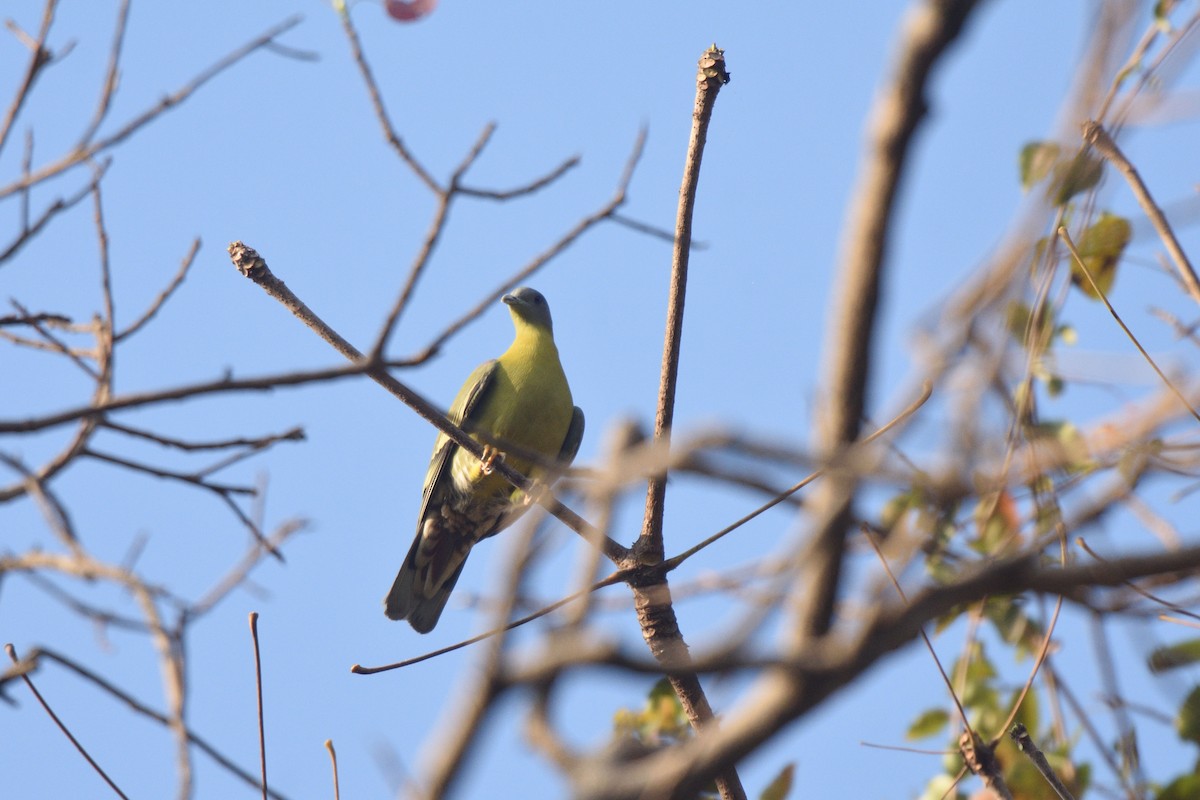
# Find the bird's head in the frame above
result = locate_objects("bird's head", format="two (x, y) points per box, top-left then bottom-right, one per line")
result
(503, 287), (554, 333)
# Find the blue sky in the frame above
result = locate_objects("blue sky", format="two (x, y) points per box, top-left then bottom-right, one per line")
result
(4, 1), (1200, 798)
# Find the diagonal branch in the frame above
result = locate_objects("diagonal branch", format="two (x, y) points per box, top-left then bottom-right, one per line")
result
(1082, 119), (1200, 307)
(569, 540), (1200, 800)
(226, 242), (628, 563)
(0, 0), (58, 156)
(630, 44), (742, 800)
(0, 15), (304, 201)
(794, 0), (983, 643)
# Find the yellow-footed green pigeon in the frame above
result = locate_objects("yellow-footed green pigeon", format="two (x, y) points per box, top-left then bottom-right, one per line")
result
(385, 287), (584, 632)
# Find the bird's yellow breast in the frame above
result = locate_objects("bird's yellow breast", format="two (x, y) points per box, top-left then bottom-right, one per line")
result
(454, 322), (573, 495)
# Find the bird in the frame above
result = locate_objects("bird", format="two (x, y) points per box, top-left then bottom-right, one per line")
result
(384, 287), (584, 633)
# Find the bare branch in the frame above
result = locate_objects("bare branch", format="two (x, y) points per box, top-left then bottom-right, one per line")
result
(1009, 723), (1076, 800)
(75, 0), (131, 148)
(1082, 119), (1200, 306)
(113, 237), (200, 342)
(227, 241), (629, 562)
(336, 5), (439, 192)
(408, 129), (648, 364)
(0, 159), (108, 266)
(0, 15), (305, 201)
(797, 0), (982, 644)
(31, 648), (291, 800)
(4, 643), (130, 799)
(1060, 225), (1200, 426)
(249, 612), (269, 800)
(458, 153), (580, 200)
(627, 44), (742, 800)
(0, 0), (58, 155)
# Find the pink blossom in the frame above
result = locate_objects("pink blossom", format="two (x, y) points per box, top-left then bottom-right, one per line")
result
(385, 0), (437, 22)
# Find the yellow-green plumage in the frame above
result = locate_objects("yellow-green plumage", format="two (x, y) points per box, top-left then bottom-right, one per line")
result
(385, 287), (583, 632)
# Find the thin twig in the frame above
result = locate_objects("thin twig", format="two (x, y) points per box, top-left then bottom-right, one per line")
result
(1009, 723), (1076, 800)
(350, 569), (629, 674)
(0, 160), (109, 266)
(1058, 225), (1200, 424)
(458, 153), (580, 199)
(336, 5), (438, 192)
(408, 129), (648, 364)
(0, 361), (364, 434)
(0, 451), (81, 554)
(8, 298), (97, 377)
(227, 241), (627, 562)
(114, 237), (200, 342)
(1077, 536), (1200, 621)
(369, 123), (503, 360)
(191, 520), (307, 618)
(662, 381), (931, 571)
(1082, 120), (1200, 306)
(4, 643), (130, 799)
(862, 525), (977, 746)
(101, 420), (305, 453)
(33, 648), (291, 800)
(249, 612), (268, 800)
(0, 0), (58, 155)
(639, 47), (728, 558)
(610, 212), (707, 249)
(0, 16), (304, 201)
(324, 740), (340, 800)
(75, 0), (131, 148)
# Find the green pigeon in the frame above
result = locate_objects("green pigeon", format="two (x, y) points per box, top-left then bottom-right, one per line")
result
(385, 287), (584, 632)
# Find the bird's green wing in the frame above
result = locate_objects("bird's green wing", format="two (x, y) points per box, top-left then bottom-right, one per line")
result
(558, 406), (585, 468)
(416, 359), (499, 521)
(388, 360), (501, 629)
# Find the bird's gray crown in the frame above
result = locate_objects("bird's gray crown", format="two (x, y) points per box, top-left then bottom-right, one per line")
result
(502, 286), (554, 331)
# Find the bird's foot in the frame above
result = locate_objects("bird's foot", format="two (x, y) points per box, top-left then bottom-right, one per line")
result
(480, 445), (504, 475)
(521, 481), (548, 507)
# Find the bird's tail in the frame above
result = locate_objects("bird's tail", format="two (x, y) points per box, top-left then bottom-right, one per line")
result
(384, 536), (467, 633)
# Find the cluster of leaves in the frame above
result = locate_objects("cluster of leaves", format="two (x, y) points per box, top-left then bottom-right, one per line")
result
(612, 679), (794, 800)
(1017, 140), (1133, 400)
(1147, 646), (1200, 799)
(909, 638), (1091, 800)
(886, 126), (1200, 798)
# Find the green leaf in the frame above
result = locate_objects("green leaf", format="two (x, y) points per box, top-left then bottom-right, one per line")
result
(1159, 774), (1200, 800)
(880, 490), (916, 532)
(972, 491), (1019, 555)
(985, 598), (1036, 651)
(1150, 640), (1200, 673)
(906, 708), (950, 740)
(960, 641), (997, 683)
(1175, 685), (1200, 743)
(1154, 0), (1174, 26)
(1070, 212), (1131, 300)
(1019, 140), (1061, 190)
(1008, 685), (1040, 735)
(647, 677), (675, 704)
(758, 763), (794, 800)
(1005, 300), (1056, 348)
(613, 678), (691, 747)
(1051, 150), (1104, 206)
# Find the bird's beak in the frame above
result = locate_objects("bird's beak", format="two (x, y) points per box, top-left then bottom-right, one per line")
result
(502, 293), (517, 306)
